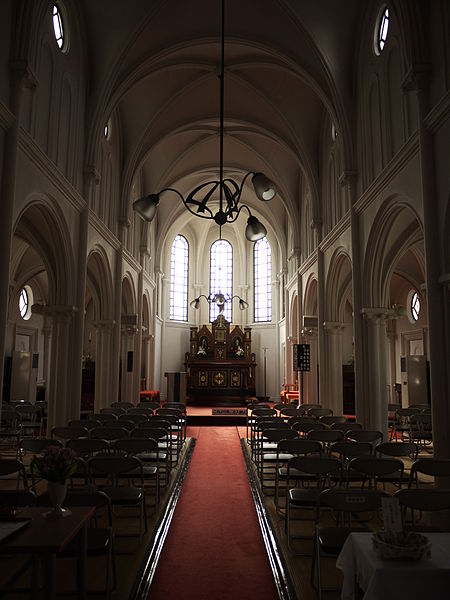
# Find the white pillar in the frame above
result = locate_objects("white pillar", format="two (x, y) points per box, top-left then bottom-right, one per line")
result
(323, 322), (345, 415)
(94, 320), (115, 410)
(360, 308), (392, 440)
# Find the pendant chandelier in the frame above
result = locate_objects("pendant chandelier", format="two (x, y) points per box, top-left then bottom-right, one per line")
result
(133, 0), (277, 241)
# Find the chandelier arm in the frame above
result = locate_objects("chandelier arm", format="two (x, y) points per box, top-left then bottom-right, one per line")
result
(236, 171), (256, 200)
(225, 202), (253, 224)
(162, 187), (215, 220)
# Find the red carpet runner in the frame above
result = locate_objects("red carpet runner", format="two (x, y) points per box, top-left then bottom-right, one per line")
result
(149, 426), (278, 599)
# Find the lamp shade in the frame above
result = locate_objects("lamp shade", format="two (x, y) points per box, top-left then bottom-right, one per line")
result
(245, 215), (267, 241)
(238, 298), (249, 310)
(133, 194), (159, 221)
(252, 173), (277, 201)
(190, 298), (200, 309)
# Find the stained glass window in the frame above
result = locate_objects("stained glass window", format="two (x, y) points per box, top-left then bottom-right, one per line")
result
(170, 235), (188, 321)
(254, 237), (272, 322)
(210, 240), (232, 322)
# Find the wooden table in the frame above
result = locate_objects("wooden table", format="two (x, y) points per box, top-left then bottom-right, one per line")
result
(336, 531), (450, 600)
(0, 506), (95, 599)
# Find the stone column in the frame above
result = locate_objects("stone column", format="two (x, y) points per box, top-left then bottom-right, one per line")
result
(301, 328), (318, 405)
(111, 221), (127, 403)
(407, 73), (450, 459)
(142, 334), (153, 389)
(94, 320), (115, 411)
(33, 304), (77, 430)
(0, 64), (36, 404)
(323, 322), (345, 414)
(42, 322), (52, 398)
(120, 326), (137, 404)
(386, 320), (397, 405)
(360, 308), (392, 440)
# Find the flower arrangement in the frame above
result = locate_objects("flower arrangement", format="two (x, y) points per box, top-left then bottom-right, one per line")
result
(235, 347), (244, 357)
(31, 446), (77, 484)
(197, 347), (207, 356)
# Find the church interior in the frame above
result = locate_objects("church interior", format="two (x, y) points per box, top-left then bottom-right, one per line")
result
(0, 0), (449, 598)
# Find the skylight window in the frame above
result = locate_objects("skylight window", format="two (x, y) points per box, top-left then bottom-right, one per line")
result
(52, 5), (64, 49)
(375, 6), (390, 55)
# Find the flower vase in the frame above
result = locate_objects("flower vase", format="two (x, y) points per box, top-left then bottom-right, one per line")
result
(44, 481), (71, 519)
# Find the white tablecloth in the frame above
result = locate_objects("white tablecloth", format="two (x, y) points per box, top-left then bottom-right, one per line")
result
(336, 532), (450, 600)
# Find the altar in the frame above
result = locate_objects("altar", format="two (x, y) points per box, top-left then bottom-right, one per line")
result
(184, 314), (256, 406)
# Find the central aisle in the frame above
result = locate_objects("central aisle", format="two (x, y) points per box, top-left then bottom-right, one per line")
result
(149, 426), (279, 599)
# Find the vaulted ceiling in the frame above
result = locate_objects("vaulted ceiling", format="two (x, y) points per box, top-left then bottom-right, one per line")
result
(79, 0), (363, 243)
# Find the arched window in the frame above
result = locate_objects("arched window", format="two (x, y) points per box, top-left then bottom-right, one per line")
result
(170, 235), (189, 321)
(254, 237), (271, 322)
(210, 239), (232, 322)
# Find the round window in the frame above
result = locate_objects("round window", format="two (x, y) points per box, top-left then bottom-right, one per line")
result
(374, 6), (390, 56)
(19, 286), (33, 321)
(410, 291), (420, 322)
(331, 122), (338, 141)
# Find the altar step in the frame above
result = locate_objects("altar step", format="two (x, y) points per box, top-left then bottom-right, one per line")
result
(186, 405), (248, 426)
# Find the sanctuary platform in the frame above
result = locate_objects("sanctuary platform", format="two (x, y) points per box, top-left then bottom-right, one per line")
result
(186, 405), (250, 426)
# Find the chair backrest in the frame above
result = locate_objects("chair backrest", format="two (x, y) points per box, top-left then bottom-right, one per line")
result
(261, 428), (298, 443)
(279, 406), (301, 417)
(156, 407), (183, 417)
(64, 489), (113, 524)
(292, 421), (327, 435)
(52, 426), (89, 440)
(90, 427), (129, 441)
(131, 427), (168, 441)
(93, 413), (118, 423)
(68, 419), (102, 430)
(331, 422), (363, 433)
(163, 403), (187, 413)
(66, 438), (109, 458)
(0, 489), (36, 510)
(88, 455), (144, 479)
(0, 409), (21, 428)
(288, 415), (317, 427)
(259, 421), (291, 433)
(317, 488), (387, 525)
(15, 404), (42, 418)
(122, 413), (148, 425)
(21, 437), (62, 454)
(277, 438), (322, 456)
(330, 441), (372, 462)
(0, 458), (28, 488)
(114, 438), (159, 456)
(139, 401), (160, 410)
(111, 402), (135, 409)
(100, 407), (126, 416)
(127, 407), (153, 416)
(408, 404), (430, 412)
(113, 419), (135, 431)
(148, 415), (178, 427)
(348, 456), (404, 485)
(395, 488), (450, 530)
(409, 458), (450, 485)
(346, 429), (383, 444)
(250, 407), (276, 417)
(307, 429), (344, 444)
(320, 415), (348, 426)
(308, 407), (333, 418)
(375, 441), (417, 460)
(287, 455), (342, 485)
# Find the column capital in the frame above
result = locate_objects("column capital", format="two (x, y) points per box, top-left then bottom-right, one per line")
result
(94, 319), (116, 332)
(360, 307), (396, 322)
(83, 165), (101, 186)
(32, 304), (77, 321)
(323, 321), (345, 332)
(338, 170), (358, 187)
